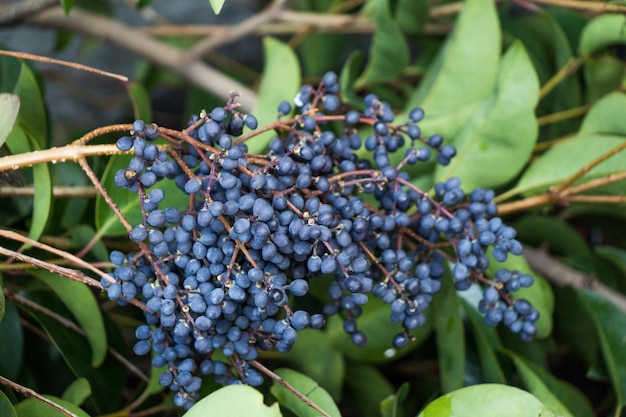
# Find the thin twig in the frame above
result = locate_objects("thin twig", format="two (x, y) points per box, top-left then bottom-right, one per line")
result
(0, 49), (129, 82)
(538, 58), (582, 99)
(0, 0), (57, 24)
(0, 143), (123, 171)
(530, 0), (626, 13)
(250, 360), (332, 417)
(0, 185), (97, 198)
(0, 375), (80, 417)
(523, 244), (626, 313)
(537, 105), (589, 126)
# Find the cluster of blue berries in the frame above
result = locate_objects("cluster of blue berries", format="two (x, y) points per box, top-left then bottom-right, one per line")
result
(103, 71), (538, 408)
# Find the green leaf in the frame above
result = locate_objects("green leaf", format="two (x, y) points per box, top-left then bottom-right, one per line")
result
(15, 62), (47, 148)
(434, 41), (539, 189)
(380, 383), (410, 417)
(432, 270), (465, 392)
(579, 14), (626, 58)
(0, 55), (23, 93)
(60, 0), (75, 15)
(486, 252), (554, 338)
(208, 0), (226, 14)
(579, 92), (626, 135)
(356, 0), (409, 85)
(416, 384), (556, 417)
(394, 0), (430, 34)
(339, 51), (365, 109)
(583, 56), (624, 101)
(506, 133), (626, 198)
(0, 386), (17, 417)
(0, 301), (23, 379)
(248, 37), (301, 155)
(61, 378), (92, 406)
(184, 385), (280, 417)
(327, 296), (432, 363)
(0, 93), (20, 147)
(0, 278), (5, 323)
(461, 299), (506, 384)
(506, 350), (594, 417)
(32, 270), (107, 368)
(578, 290), (626, 413)
(15, 396), (90, 417)
(270, 368), (341, 417)
(344, 363), (394, 417)
(126, 82), (152, 122)
(514, 215), (591, 260)
(28, 134), (52, 243)
(280, 329), (345, 400)
(404, 0), (500, 140)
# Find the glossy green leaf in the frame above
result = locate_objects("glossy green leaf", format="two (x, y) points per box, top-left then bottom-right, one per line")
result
(356, 0), (409, 85)
(21, 291), (125, 414)
(405, 0), (500, 140)
(15, 62), (47, 148)
(380, 383), (410, 417)
(0, 301), (23, 379)
(0, 93), (20, 147)
(506, 134), (626, 198)
(15, 396), (90, 417)
(486, 252), (554, 338)
(28, 134), (52, 243)
(345, 363), (394, 417)
(96, 154), (187, 236)
(579, 14), (626, 58)
(434, 41), (539, 189)
(416, 384), (556, 417)
(394, 0), (430, 34)
(61, 378), (92, 406)
(208, 0), (226, 14)
(432, 271), (465, 392)
(506, 350), (594, 417)
(61, 0), (75, 15)
(248, 37), (301, 155)
(32, 270), (107, 368)
(126, 82), (152, 122)
(270, 368), (341, 417)
(327, 296), (432, 363)
(461, 299), (506, 384)
(184, 385), (280, 417)
(579, 290), (626, 413)
(0, 390), (16, 417)
(280, 328), (345, 400)
(579, 92), (626, 135)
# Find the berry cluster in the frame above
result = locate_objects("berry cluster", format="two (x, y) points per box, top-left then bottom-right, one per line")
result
(103, 72), (538, 408)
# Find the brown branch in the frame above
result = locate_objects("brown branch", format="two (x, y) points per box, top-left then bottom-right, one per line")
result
(0, 375), (80, 417)
(26, 7), (257, 110)
(523, 244), (626, 314)
(0, 143), (123, 171)
(0, 185), (97, 198)
(0, 0), (56, 24)
(530, 0), (626, 13)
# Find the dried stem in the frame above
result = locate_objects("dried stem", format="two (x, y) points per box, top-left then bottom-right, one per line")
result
(0, 185), (97, 198)
(537, 105), (589, 126)
(538, 57), (582, 99)
(0, 375), (80, 417)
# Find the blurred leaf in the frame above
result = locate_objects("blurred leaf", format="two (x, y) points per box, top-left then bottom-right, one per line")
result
(432, 271), (465, 392)
(0, 279), (4, 323)
(270, 368), (341, 417)
(0, 93), (20, 147)
(594, 245), (626, 280)
(280, 328), (345, 400)
(583, 56), (624, 102)
(339, 51), (364, 109)
(0, 390), (16, 417)
(486, 252), (554, 339)
(0, 301), (23, 379)
(327, 296), (432, 363)
(184, 385), (280, 417)
(416, 384), (556, 417)
(514, 215), (591, 260)
(146, 363), (167, 395)
(126, 82), (152, 122)
(462, 299), (506, 384)
(0, 55), (23, 92)
(32, 270), (107, 368)
(434, 41), (539, 189)
(61, 378), (92, 406)
(508, 134), (626, 198)
(394, 0), (430, 34)
(15, 62), (47, 148)
(28, 134), (52, 243)
(70, 224), (109, 263)
(54, 163), (90, 229)
(249, 37), (301, 155)
(579, 14), (626, 58)
(344, 363), (394, 417)
(21, 291), (125, 414)
(14, 396), (90, 417)
(579, 290), (626, 413)
(300, 34), (346, 76)
(506, 350), (594, 417)
(356, 0), (409, 86)
(579, 92), (626, 135)
(208, 0), (226, 14)
(61, 0), (74, 15)
(405, 0), (500, 140)
(380, 383), (410, 417)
